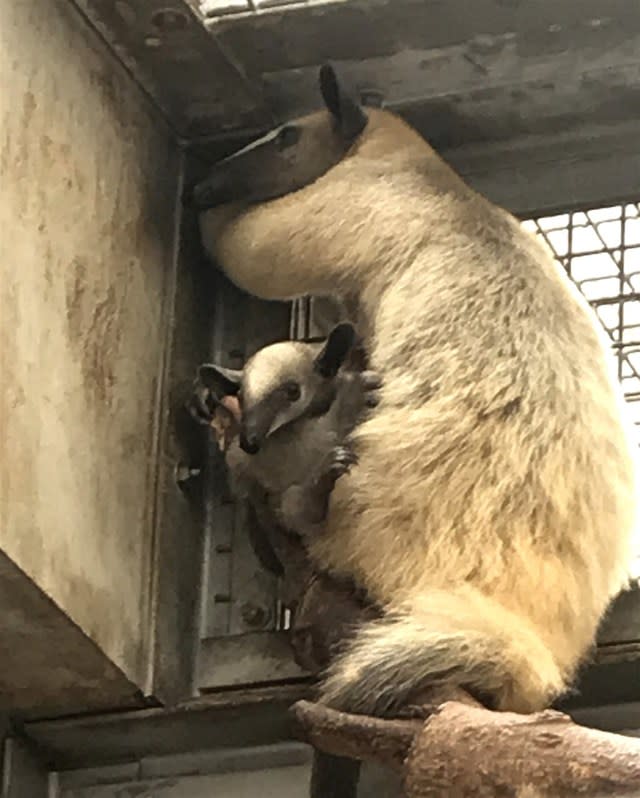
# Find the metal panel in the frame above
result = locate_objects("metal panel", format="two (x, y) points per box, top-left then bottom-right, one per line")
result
(448, 125), (640, 218)
(55, 741), (311, 793)
(24, 687), (308, 771)
(205, 1), (640, 145)
(197, 632), (306, 689)
(200, 273), (290, 638)
(571, 701), (640, 733)
(0, 551), (142, 718)
(59, 765), (311, 798)
(563, 657), (640, 710)
(2, 737), (49, 798)
(0, 0), (184, 707)
(67, 0), (272, 138)
(599, 588), (640, 646)
(197, 269), (293, 690)
(145, 203), (215, 705)
(70, 0), (640, 181)
(195, 282), (341, 691)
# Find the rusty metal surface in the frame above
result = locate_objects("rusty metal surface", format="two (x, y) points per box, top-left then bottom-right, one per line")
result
(598, 587), (640, 646)
(66, 0), (640, 157)
(24, 686), (309, 770)
(0, 0), (181, 695)
(68, 0), (273, 138)
(206, 0), (640, 153)
(0, 550), (143, 718)
(58, 765), (311, 797)
(196, 269), (293, 690)
(72, 0), (640, 216)
(200, 274), (290, 641)
(197, 631), (306, 689)
(2, 737), (49, 798)
(206, 0), (640, 148)
(145, 201), (215, 705)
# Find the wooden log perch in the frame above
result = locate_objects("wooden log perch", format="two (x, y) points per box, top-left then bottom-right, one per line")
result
(293, 699), (420, 770)
(292, 699), (640, 797)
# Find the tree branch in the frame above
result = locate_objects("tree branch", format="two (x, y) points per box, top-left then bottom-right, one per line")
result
(293, 699), (420, 770)
(292, 698), (640, 797)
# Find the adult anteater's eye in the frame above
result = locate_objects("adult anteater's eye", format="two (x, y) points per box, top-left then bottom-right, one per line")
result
(284, 381), (301, 402)
(277, 125), (301, 150)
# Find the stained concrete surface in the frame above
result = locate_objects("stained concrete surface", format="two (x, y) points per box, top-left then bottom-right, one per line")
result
(0, 0), (181, 708)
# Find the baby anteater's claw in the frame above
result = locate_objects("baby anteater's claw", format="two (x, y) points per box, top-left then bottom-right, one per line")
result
(328, 445), (359, 481)
(187, 379), (215, 426)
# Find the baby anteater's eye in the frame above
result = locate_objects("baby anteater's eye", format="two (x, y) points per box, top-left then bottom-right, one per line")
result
(284, 381), (301, 402)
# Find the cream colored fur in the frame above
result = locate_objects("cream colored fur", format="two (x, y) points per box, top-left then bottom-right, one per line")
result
(200, 108), (639, 715)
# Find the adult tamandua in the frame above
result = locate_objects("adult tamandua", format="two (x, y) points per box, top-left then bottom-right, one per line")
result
(192, 65), (639, 718)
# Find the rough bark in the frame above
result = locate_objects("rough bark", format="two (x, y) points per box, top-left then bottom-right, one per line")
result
(292, 699), (640, 798)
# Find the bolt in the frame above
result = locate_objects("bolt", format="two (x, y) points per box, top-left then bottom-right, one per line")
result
(241, 602), (269, 629)
(151, 7), (189, 32)
(214, 593), (231, 603)
(175, 463), (201, 486)
(360, 89), (384, 108)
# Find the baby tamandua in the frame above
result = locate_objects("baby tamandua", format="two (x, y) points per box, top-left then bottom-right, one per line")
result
(189, 322), (381, 548)
(190, 323), (381, 798)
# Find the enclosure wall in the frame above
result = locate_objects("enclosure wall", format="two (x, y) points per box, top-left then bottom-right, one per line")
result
(0, 0), (181, 689)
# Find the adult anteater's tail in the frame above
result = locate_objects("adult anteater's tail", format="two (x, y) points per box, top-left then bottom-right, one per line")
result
(319, 589), (568, 716)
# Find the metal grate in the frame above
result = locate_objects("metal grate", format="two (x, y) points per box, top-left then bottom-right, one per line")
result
(522, 203), (640, 444)
(201, 0), (326, 18)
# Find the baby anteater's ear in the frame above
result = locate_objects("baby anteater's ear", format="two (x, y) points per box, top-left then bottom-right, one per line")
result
(197, 363), (243, 399)
(314, 323), (356, 378)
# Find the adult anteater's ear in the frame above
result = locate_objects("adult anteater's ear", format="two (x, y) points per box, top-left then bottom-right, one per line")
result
(319, 64), (368, 141)
(197, 363), (242, 399)
(314, 323), (356, 378)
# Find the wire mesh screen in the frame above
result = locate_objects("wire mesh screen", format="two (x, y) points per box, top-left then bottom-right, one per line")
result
(522, 203), (640, 444)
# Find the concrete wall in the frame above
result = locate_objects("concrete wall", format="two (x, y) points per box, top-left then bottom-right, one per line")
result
(0, 0), (181, 694)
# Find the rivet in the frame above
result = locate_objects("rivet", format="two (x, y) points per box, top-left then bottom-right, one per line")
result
(241, 602), (269, 628)
(175, 463), (201, 485)
(360, 89), (384, 108)
(151, 7), (190, 32)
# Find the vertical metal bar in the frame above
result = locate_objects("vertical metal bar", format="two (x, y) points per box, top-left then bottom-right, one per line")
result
(619, 204), (627, 381)
(566, 210), (574, 279)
